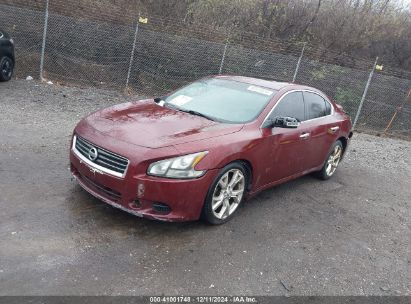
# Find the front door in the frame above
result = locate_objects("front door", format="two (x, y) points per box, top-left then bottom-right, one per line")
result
(261, 91), (309, 184)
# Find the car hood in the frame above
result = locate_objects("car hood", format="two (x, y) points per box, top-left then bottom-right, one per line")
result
(83, 100), (243, 149)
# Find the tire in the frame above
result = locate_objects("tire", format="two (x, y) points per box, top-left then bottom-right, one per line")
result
(315, 140), (343, 180)
(202, 162), (248, 225)
(0, 56), (14, 82)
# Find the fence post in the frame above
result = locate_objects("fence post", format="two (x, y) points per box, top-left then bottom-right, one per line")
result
(125, 16), (140, 92)
(353, 57), (378, 129)
(218, 39), (228, 74)
(382, 88), (411, 136)
(39, 0), (49, 81)
(292, 42), (306, 83)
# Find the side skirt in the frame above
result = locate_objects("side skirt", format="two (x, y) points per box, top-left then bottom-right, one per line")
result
(246, 164), (324, 199)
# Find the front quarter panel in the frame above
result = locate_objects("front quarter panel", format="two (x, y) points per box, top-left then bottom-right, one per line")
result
(174, 125), (269, 191)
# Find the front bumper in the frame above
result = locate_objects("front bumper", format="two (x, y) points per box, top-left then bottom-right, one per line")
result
(70, 148), (217, 222)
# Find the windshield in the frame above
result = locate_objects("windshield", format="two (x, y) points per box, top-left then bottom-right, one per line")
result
(163, 78), (277, 123)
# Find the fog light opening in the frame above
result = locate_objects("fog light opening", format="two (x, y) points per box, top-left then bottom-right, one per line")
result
(129, 199), (142, 209)
(152, 202), (172, 214)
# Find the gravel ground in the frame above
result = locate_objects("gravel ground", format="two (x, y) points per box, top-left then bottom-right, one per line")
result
(0, 79), (410, 296)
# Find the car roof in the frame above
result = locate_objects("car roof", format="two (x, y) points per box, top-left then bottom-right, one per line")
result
(214, 75), (321, 93)
(215, 75), (293, 90)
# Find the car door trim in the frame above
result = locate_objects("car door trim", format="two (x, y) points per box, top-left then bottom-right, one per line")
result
(261, 89), (335, 128)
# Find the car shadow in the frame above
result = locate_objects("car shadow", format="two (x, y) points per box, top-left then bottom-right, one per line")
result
(66, 173), (326, 235)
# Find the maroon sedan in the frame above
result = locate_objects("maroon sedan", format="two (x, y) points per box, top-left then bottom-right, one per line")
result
(70, 76), (352, 224)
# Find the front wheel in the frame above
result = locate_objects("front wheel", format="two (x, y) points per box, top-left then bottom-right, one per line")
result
(315, 140), (343, 180)
(0, 56), (14, 81)
(202, 162), (248, 225)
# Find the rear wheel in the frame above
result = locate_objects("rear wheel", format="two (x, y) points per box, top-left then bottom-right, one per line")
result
(315, 140), (343, 180)
(0, 56), (13, 81)
(202, 162), (247, 225)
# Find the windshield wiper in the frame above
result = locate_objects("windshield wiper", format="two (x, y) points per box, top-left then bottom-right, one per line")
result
(179, 109), (216, 121)
(165, 103), (215, 121)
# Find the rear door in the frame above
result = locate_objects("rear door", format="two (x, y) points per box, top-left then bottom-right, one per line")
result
(301, 91), (340, 171)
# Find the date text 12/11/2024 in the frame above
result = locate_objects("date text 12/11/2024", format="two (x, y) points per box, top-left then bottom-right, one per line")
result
(149, 296), (257, 303)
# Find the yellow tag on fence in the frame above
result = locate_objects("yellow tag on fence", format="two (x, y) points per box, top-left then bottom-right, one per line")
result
(376, 64), (383, 71)
(139, 17), (148, 24)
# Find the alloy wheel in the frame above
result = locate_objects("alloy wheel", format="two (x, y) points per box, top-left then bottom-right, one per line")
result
(325, 145), (342, 176)
(211, 169), (245, 220)
(1, 59), (12, 79)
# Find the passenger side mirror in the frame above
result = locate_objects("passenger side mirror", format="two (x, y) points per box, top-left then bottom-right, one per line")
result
(265, 117), (300, 128)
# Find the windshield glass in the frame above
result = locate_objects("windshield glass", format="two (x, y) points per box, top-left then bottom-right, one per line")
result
(163, 78), (277, 123)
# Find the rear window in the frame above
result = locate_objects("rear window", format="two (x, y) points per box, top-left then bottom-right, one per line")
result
(164, 78), (277, 123)
(325, 100), (332, 115)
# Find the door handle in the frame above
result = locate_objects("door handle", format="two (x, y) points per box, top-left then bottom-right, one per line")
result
(299, 132), (310, 139)
(328, 126), (340, 133)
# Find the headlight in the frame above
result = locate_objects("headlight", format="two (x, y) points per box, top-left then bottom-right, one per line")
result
(147, 151), (208, 179)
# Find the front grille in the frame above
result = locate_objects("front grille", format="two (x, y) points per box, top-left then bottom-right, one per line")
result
(75, 135), (129, 176)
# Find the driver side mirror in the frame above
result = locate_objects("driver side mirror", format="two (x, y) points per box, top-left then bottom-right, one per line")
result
(265, 117), (300, 129)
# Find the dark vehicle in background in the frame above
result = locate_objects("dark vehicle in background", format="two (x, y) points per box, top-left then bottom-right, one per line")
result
(0, 30), (15, 81)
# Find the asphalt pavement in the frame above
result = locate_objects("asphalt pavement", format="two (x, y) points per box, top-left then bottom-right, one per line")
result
(0, 80), (410, 295)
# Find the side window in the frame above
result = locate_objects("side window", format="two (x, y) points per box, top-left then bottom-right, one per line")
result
(304, 92), (328, 120)
(324, 99), (331, 115)
(269, 91), (305, 122)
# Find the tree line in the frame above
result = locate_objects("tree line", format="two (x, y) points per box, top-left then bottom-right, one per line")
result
(2, 0), (410, 70)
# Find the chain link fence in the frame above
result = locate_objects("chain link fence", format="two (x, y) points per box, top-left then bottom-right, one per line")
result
(1, 1), (410, 140)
